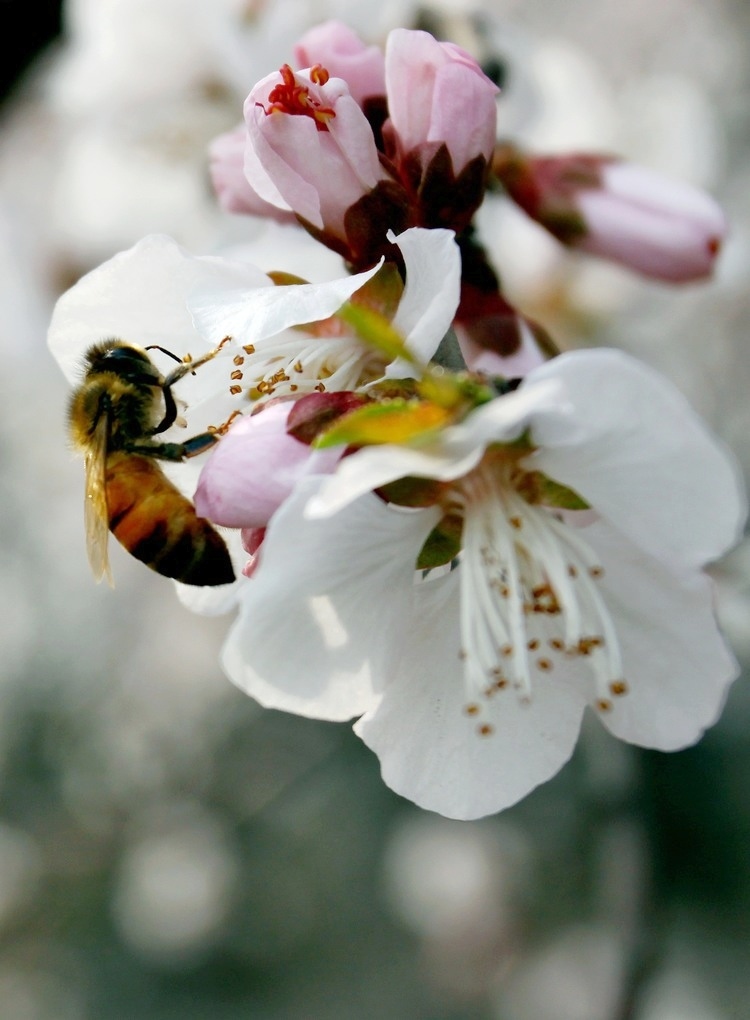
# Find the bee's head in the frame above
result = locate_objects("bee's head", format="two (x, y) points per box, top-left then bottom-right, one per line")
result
(84, 339), (161, 386)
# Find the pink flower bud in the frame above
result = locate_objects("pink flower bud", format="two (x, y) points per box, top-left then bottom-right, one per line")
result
(244, 63), (394, 250)
(194, 401), (343, 530)
(294, 21), (385, 107)
(384, 28), (498, 176)
(209, 126), (297, 221)
(494, 146), (727, 283)
(576, 161), (727, 282)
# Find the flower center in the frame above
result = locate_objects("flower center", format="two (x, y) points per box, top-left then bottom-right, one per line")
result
(261, 64), (336, 132)
(450, 462), (628, 736)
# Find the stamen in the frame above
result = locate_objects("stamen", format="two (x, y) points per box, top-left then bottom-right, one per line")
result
(261, 64), (336, 131)
(449, 461), (626, 726)
(237, 331), (383, 404)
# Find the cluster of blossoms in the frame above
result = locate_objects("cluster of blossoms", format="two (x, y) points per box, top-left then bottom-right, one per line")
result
(50, 21), (744, 819)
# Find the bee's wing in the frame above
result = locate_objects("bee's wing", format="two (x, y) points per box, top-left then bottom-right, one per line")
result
(83, 415), (114, 586)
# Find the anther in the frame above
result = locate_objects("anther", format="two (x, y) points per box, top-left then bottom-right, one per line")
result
(310, 63), (330, 85)
(464, 703), (480, 716)
(596, 698), (613, 712)
(609, 680), (629, 697)
(477, 723), (495, 737)
(229, 384), (242, 395)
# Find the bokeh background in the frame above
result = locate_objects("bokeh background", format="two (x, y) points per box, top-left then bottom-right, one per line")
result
(0, 1), (748, 1017)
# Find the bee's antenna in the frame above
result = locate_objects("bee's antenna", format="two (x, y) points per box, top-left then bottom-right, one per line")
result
(145, 344), (185, 366)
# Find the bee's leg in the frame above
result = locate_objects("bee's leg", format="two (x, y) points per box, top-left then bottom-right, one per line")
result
(126, 431), (220, 462)
(180, 432), (221, 459)
(151, 383), (180, 435)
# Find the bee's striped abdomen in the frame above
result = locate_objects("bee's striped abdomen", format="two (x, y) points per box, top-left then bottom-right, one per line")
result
(105, 453), (235, 586)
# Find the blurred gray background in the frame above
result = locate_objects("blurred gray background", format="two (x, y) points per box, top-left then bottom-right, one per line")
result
(0, 1), (748, 1017)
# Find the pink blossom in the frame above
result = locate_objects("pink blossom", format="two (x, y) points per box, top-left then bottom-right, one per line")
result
(243, 63), (394, 248)
(384, 28), (498, 176)
(194, 401), (344, 530)
(494, 146), (727, 283)
(209, 126), (297, 222)
(294, 21), (385, 107)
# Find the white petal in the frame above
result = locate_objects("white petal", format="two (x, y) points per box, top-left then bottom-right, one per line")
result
(354, 571), (587, 820)
(584, 520), (739, 750)
(222, 478), (441, 721)
(48, 234), (269, 385)
(387, 227), (461, 375)
(188, 259), (383, 351)
(307, 443), (483, 518)
(526, 348), (746, 568)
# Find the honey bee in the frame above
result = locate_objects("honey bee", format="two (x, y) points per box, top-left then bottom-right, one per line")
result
(68, 338), (235, 586)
